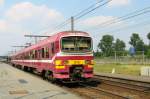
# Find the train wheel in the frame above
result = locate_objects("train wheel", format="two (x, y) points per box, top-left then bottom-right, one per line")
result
(45, 71), (56, 83)
(28, 67), (33, 73)
(23, 66), (28, 72)
(41, 70), (46, 80)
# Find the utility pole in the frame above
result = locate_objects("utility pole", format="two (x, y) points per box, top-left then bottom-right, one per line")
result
(115, 51), (117, 64)
(71, 16), (74, 32)
(142, 51), (145, 64)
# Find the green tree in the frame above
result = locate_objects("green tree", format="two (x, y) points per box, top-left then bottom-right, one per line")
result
(114, 39), (126, 56)
(94, 50), (103, 57)
(144, 44), (149, 55)
(129, 33), (140, 47)
(129, 33), (145, 52)
(114, 39), (126, 51)
(98, 35), (114, 57)
(147, 32), (150, 45)
(135, 39), (144, 51)
(146, 49), (150, 58)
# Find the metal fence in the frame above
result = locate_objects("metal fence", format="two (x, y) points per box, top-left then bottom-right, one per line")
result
(95, 51), (150, 65)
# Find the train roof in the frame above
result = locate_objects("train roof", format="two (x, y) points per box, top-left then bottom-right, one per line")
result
(11, 31), (91, 57)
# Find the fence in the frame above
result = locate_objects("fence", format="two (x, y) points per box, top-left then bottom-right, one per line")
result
(95, 51), (150, 65)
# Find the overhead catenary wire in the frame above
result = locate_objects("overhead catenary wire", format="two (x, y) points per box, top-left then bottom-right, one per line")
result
(94, 11), (150, 32)
(74, 0), (112, 20)
(39, 18), (71, 35)
(105, 19), (150, 34)
(73, 0), (105, 18)
(84, 6), (150, 31)
(22, 0), (111, 49)
(42, 0), (112, 34)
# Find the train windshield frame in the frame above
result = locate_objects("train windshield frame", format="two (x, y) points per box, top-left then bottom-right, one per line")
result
(61, 36), (92, 53)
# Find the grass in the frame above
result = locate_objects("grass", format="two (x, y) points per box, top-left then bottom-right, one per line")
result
(94, 63), (150, 76)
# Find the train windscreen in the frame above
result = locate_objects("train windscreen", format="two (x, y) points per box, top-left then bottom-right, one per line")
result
(61, 36), (92, 52)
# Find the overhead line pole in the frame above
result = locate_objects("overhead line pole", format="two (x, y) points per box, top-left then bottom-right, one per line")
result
(36, 0), (111, 35)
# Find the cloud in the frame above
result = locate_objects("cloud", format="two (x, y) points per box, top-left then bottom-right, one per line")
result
(1, 2), (64, 34)
(0, 2), (64, 55)
(108, 0), (131, 7)
(0, 0), (4, 6)
(5, 2), (63, 23)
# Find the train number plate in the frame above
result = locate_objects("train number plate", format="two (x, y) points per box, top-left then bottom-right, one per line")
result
(68, 60), (85, 65)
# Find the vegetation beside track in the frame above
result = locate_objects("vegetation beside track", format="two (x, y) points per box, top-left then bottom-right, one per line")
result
(94, 63), (150, 76)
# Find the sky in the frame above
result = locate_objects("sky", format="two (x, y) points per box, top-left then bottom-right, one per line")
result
(0, 0), (150, 55)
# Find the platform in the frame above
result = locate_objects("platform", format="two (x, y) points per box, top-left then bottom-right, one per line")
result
(0, 62), (81, 99)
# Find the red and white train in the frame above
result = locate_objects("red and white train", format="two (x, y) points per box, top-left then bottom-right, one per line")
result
(10, 31), (94, 82)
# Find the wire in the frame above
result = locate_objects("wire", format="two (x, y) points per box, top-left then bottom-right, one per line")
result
(106, 19), (150, 34)
(73, 0), (105, 18)
(40, 0), (112, 34)
(84, 6), (150, 31)
(75, 0), (112, 20)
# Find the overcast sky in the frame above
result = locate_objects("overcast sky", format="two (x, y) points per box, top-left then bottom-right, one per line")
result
(0, 0), (150, 55)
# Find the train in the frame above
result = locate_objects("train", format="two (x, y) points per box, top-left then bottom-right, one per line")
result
(10, 31), (94, 83)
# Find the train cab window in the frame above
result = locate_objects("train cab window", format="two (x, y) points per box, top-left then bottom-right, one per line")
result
(61, 36), (92, 52)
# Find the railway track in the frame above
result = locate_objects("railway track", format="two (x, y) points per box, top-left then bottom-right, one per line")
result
(10, 65), (150, 99)
(94, 75), (150, 92)
(77, 83), (129, 99)
(62, 75), (150, 99)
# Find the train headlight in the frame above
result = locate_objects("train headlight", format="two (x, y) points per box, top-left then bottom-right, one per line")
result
(87, 65), (93, 68)
(91, 60), (94, 65)
(85, 60), (94, 65)
(55, 60), (62, 65)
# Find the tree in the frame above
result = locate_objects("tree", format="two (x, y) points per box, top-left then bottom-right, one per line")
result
(114, 39), (126, 56)
(147, 32), (150, 45)
(135, 39), (144, 51)
(98, 35), (114, 57)
(146, 49), (150, 58)
(114, 39), (126, 51)
(129, 33), (140, 47)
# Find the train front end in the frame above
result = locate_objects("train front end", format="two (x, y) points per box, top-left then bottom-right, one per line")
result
(54, 32), (94, 82)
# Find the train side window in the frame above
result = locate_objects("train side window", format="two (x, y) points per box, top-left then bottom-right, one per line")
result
(35, 50), (37, 59)
(45, 47), (49, 58)
(32, 50), (35, 59)
(38, 49), (41, 58)
(29, 51), (32, 59)
(27, 52), (30, 59)
(41, 48), (45, 58)
(51, 43), (55, 54)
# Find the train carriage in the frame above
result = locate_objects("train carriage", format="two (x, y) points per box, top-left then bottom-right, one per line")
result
(10, 31), (94, 83)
